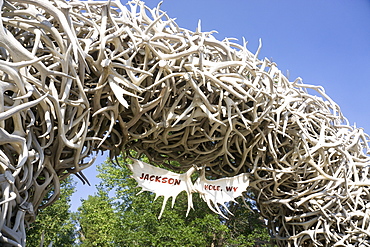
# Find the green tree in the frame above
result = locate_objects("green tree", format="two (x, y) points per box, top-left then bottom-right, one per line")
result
(26, 177), (76, 247)
(75, 155), (271, 246)
(75, 191), (120, 247)
(222, 198), (272, 246)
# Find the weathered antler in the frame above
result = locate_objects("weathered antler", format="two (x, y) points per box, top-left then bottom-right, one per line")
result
(0, 0), (369, 246)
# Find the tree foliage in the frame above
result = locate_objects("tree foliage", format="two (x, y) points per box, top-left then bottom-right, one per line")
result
(76, 155), (272, 246)
(75, 191), (120, 247)
(26, 177), (76, 247)
(25, 155), (272, 246)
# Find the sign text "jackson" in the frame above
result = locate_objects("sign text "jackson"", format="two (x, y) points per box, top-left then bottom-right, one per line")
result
(139, 173), (181, 185)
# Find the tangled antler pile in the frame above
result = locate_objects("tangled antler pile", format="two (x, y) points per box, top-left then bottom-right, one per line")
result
(0, 0), (369, 246)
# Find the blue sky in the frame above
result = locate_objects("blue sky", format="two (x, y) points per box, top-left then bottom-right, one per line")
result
(70, 0), (370, 211)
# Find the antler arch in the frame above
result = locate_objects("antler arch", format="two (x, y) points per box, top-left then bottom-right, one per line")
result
(0, 0), (369, 246)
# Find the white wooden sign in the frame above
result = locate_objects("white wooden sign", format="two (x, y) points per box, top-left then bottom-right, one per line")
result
(127, 159), (249, 218)
(194, 169), (249, 218)
(127, 158), (196, 218)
